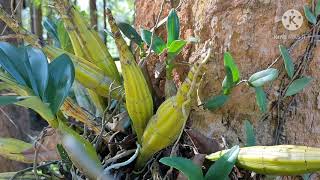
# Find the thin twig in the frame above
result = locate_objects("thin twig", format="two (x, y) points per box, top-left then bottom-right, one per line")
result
(0, 107), (18, 129)
(0, 34), (23, 40)
(33, 128), (49, 180)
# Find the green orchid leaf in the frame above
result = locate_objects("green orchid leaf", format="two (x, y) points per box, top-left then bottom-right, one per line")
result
(167, 9), (180, 46)
(47, 54), (75, 114)
(160, 157), (204, 180)
(285, 76), (312, 97)
(0, 43), (27, 86)
(304, 5), (317, 25)
(279, 45), (294, 79)
(141, 29), (166, 54)
(244, 120), (256, 146)
(16, 96), (56, 127)
(0, 137), (33, 163)
(167, 40), (187, 56)
(222, 67), (234, 94)
(26, 46), (49, 100)
(248, 68), (278, 87)
(57, 20), (74, 53)
(255, 86), (267, 113)
(118, 22), (143, 46)
(57, 144), (72, 171)
(224, 52), (240, 83)
(205, 145), (240, 180)
(43, 17), (60, 46)
(0, 96), (29, 106)
(204, 95), (229, 110)
(59, 121), (103, 179)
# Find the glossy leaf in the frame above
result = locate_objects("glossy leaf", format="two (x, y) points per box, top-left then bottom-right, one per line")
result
(204, 95), (229, 110)
(20, 47), (40, 96)
(204, 145), (240, 180)
(160, 157), (204, 180)
(118, 22), (143, 46)
(279, 45), (294, 79)
(0, 96), (29, 106)
(224, 52), (240, 83)
(26, 46), (49, 100)
(248, 68), (278, 87)
(167, 40), (187, 55)
(255, 87), (267, 113)
(59, 121), (103, 179)
(141, 29), (166, 54)
(0, 44), (27, 86)
(46, 54), (75, 114)
(0, 137), (33, 163)
(244, 120), (256, 146)
(285, 76), (312, 97)
(304, 5), (317, 25)
(166, 9), (180, 46)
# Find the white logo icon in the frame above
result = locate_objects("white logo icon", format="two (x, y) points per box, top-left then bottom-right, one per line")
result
(282, 9), (303, 31)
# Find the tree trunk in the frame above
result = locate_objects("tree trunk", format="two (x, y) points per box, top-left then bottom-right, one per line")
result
(90, 0), (98, 30)
(0, 0), (32, 172)
(135, 0), (320, 149)
(30, 2), (43, 38)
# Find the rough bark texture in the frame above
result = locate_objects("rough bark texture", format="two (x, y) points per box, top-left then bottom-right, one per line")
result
(0, 0), (32, 172)
(135, 0), (320, 151)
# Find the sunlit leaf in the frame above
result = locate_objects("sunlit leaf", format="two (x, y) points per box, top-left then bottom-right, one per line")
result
(204, 145), (240, 180)
(118, 22), (143, 46)
(141, 29), (166, 54)
(304, 5), (317, 25)
(255, 87), (267, 113)
(167, 40), (187, 55)
(204, 95), (229, 110)
(248, 68), (278, 87)
(224, 52), (240, 83)
(160, 157), (204, 180)
(285, 76), (312, 97)
(46, 54), (75, 114)
(166, 9), (180, 46)
(244, 120), (256, 146)
(279, 45), (294, 79)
